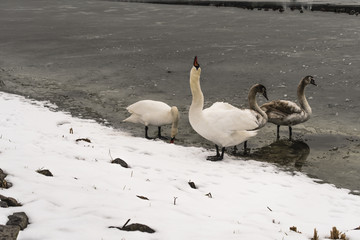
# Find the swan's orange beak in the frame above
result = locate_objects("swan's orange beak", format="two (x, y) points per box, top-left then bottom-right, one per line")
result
(193, 56), (200, 69)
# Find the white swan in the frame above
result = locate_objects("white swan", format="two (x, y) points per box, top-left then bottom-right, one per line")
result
(123, 100), (180, 143)
(260, 75), (317, 139)
(189, 56), (258, 161)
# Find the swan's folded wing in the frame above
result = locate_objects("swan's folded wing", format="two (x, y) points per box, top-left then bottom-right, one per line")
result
(261, 100), (302, 119)
(203, 102), (259, 132)
(127, 100), (170, 113)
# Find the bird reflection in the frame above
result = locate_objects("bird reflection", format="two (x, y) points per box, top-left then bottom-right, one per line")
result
(245, 139), (310, 170)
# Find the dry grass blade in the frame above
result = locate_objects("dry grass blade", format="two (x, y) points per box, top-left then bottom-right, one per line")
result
(312, 228), (319, 240)
(330, 226), (347, 239)
(75, 138), (91, 143)
(136, 195), (149, 200)
(290, 226), (301, 233)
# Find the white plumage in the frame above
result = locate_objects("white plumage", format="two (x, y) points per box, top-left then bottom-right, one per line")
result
(188, 56), (258, 161)
(123, 100), (179, 142)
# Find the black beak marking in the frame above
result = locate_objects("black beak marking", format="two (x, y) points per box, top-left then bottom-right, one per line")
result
(310, 77), (317, 86)
(263, 91), (269, 101)
(193, 56), (200, 70)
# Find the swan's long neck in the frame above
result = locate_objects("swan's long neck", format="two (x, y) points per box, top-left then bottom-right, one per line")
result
(189, 67), (204, 113)
(297, 79), (312, 115)
(170, 106), (179, 138)
(248, 88), (267, 121)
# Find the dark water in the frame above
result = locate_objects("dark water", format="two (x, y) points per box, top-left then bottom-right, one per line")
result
(0, 0), (359, 193)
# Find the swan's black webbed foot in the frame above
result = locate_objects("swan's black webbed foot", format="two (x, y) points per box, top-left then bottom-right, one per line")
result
(207, 145), (225, 161)
(206, 155), (223, 161)
(159, 136), (169, 141)
(243, 148), (250, 155)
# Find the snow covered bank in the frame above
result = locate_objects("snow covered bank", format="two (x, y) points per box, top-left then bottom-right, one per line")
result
(1, 91), (359, 240)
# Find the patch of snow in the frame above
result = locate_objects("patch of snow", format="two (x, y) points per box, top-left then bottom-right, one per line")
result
(1, 92), (360, 240)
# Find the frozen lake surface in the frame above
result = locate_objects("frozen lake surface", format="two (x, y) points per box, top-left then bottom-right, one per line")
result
(0, 0), (359, 192)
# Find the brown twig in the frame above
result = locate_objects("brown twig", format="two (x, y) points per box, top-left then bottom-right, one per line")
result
(122, 219), (131, 229)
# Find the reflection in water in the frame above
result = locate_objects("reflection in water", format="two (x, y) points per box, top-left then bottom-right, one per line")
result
(249, 140), (310, 170)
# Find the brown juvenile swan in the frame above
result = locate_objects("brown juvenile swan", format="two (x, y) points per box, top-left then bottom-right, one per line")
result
(260, 76), (317, 139)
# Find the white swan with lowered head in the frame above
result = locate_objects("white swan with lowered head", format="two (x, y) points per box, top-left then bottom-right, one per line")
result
(188, 56), (258, 161)
(260, 75), (317, 139)
(123, 100), (180, 143)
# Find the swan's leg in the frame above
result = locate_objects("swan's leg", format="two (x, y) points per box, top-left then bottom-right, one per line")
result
(289, 126), (292, 140)
(276, 125), (280, 139)
(243, 141), (250, 155)
(220, 147), (225, 159)
(157, 126), (169, 140)
(145, 126), (151, 139)
(232, 145), (238, 154)
(157, 126), (162, 138)
(207, 145), (224, 161)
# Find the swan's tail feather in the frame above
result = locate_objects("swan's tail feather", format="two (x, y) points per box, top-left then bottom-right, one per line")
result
(246, 129), (258, 137)
(123, 114), (140, 123)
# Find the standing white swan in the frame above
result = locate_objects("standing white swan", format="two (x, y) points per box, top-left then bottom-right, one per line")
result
(260, 76), (317, 139)
(123, 100), (180, 143)
(189, 56), (258, 161)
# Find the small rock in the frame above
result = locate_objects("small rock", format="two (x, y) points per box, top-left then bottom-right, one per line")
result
(0, 168), (7, 180)
(36, 169), (53, 177)
(111, 158), (129, 168)
(188, 181), (197, 189)
(109, 223), (155, 233)
(0, 169), (11, 188)
(1, 179), (7, 188)
(0, 225), (20, 240)
(0, 195), (22, 207)
(5, 181), (13, 188)
(6, 212), (29, 230)
(122, 223), (155, 233)
(0, 201), (8, 208)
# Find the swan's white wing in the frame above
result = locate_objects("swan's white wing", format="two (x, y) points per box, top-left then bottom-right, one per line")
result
(125, 100), (172, 126)
(203, 102), (259, 132)
(127, 100), (170, 114)
(261, 100), (301, 119)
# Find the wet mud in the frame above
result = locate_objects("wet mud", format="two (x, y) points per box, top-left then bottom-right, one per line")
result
(0, 0), (359, 192)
